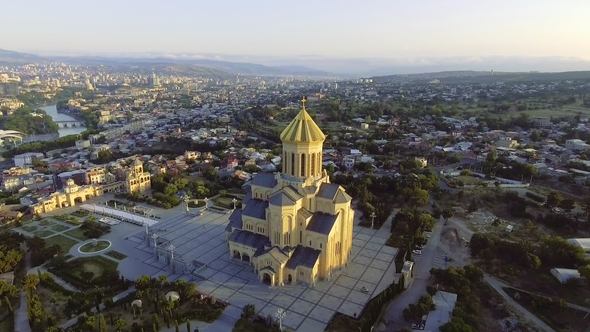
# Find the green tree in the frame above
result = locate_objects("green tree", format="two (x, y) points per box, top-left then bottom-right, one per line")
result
(486, 150), (498, 162)
(135, 275), (152, 290)
(115, 318), (126, 332)
(580, 265), (590, 281)
(442, 209), (453, 223)
(175, 319), (180, 332)
(242, 304), (256, 320)
(440, 317), (477, 332)
(530, 130), (541, 142)
(409, 189), (429, 207)
(98, 313), (109, 332)
(23, 274), (39, 294)
(546, 191), (562, 208)
(559, 198), (575, 212)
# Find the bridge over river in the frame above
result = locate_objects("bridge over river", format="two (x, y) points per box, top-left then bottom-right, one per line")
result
(54, 120), (86, 128)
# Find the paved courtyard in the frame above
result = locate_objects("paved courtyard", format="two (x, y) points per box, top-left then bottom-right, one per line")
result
(106, 209), (399, 332)
(29, 196), (399, 332)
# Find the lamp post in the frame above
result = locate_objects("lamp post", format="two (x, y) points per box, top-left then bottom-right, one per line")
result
(204, 197), (209, 208)
(151, 233), (158, 256)
(183, 195), (190, 214)
(232, 198), (237, 210)
(370, 212), (376, 229)
(275, 308), (286, 331)
(168, 244), (175, 272)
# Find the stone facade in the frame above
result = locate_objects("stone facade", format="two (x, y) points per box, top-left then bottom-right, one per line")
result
(226, 99), (355, 287)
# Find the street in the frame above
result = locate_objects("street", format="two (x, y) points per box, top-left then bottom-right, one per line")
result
(375, 217), (446, 332)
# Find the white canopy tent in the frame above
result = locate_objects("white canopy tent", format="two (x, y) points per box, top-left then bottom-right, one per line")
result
(550, 268), (582, 284)
(80, 204), (159, 227)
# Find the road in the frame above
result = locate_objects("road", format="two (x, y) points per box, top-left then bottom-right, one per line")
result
(437, 242), (557, 332)
(14, 245), (31, 332)
(376, 217), (446, 332)
(484, 276), (554, 332)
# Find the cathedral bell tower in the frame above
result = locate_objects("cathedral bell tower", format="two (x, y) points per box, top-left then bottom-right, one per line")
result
(280, 97), (326, 181)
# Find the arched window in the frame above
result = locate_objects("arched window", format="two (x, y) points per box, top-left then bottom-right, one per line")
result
(284, 151), (287, 173)
(291, 153), (295, 176)
(311, 153), (316, 176)
(301, 154), (306, 177)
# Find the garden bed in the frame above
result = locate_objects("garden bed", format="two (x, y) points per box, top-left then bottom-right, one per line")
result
(45, 235), (78, 252)
(214, 195), (241, 209)
(105, 250), (127, 260)
(65, 227), (90, 240)
(79, 240), (111, 253)
(21, 225), (38, 232)
(50, 224), (69, 232)
(188, 200), (206, 208)
(49, 256), (120, 289)
(33, 229), (55, 238)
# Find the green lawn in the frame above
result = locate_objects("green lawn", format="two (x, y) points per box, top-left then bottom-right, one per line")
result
(74, 256), (118, 277)
(20, 225), (38, 232)
(51, 224), (69, 232)
(455, 175), (482, 185)
(39, 219), (54, 226)
(188, 200), (206, 208)
(65, 227), (89, 240)
(0, 315), (14, 332)
(79, 241), (110, 253)
(33, 230), (55, 238)
(45, 235), (79, 252)
(215, 196), (242, 208)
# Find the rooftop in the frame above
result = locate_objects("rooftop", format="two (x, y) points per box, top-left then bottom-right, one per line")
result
(306, 212), (339, 235)
(280, 98), (326, 143)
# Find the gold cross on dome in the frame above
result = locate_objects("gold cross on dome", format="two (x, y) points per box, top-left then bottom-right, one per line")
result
(301, 96), (307, 110)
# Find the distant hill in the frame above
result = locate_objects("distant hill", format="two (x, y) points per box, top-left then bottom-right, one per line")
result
(371, 70), (590, 84)
(0, 48), (41, 64)
(39, 54), (330, 77)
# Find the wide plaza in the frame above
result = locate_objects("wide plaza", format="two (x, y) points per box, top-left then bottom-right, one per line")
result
(22, 192), (399, 332)
(115, 207), (398, 331)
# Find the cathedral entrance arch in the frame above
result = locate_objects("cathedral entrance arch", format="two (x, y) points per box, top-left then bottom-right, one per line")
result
(242, 253), (250, 262)
(288, 274), (293, 284)
(233, 250), (241, 259)
(85, 194), (91, 200)
(262, 273), (271, 285)
(74, 197), (83, 204)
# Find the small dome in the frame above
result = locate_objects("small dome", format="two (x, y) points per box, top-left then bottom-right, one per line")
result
(280, 98), (325, 143)
(66, 178), (75, 186)
(165, 291), (180, 302)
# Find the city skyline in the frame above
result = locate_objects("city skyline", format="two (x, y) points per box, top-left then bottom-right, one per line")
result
(2, 0), (590, 61)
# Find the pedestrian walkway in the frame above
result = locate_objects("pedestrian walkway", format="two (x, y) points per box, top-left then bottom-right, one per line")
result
(30, 267), (78, 292)
(60, 287), (137, 329)
(159, 305), (241, 332)
(14, 246), (31, 332)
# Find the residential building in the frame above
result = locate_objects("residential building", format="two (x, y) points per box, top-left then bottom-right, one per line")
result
(14, 152), (44, 167)
(125, 158), (151, 193)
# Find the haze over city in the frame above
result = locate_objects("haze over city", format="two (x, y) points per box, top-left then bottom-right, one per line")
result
(2, 0), (590, 74)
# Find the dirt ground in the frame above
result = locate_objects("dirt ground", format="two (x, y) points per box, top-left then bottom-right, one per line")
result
(439, 217), (474, 264)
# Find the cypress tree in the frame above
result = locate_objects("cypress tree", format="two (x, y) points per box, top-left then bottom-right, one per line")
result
(174, 319), (180, 332)
(186, 320), (191, 332)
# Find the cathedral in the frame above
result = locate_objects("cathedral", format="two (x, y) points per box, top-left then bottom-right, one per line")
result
(226, 98), (354, 287)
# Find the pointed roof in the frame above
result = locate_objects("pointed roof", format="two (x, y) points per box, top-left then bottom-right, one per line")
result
(280, 97), (326, 143)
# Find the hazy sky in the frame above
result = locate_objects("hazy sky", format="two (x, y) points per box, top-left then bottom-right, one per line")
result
(2, 0), (589, 59)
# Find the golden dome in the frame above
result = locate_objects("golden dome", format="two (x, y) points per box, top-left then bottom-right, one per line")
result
(280, 98), (326, 143)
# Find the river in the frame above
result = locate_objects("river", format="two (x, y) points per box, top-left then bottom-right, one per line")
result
(22, 105), (88, 143)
